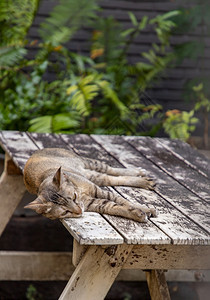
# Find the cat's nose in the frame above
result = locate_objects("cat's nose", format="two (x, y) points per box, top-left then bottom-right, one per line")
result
(75, 205), (82, 215)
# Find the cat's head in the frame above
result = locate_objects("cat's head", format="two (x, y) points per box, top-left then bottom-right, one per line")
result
(25, 167), (84, 220)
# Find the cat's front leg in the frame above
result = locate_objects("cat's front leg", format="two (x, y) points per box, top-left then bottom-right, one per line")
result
(84, 197), (148, 222)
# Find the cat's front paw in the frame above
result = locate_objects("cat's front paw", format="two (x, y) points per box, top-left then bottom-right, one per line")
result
(142, 177), (156, 190)
(146, 207), (157, 218)
(134, 168), (147, 177)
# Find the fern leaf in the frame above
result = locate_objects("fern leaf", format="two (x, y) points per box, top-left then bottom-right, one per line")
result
(39, 0), (99, 45)
(0, 0), (40, 45)
(29, 113), (80, 133)
(0, 45), (27, 67)
(97, 80), (128, 117)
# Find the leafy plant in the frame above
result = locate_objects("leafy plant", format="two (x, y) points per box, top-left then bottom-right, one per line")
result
(163, 109), (198, 141)
(193, 83), (210, 148)
(170, 1), (210, 146)
(26, 284), (42, 300)
(0, 0), (181, 137)
(0, 0), (39, 70)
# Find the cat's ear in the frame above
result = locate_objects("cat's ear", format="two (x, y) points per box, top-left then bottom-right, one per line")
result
(24, 197), (49, 214)
(53, 166), (63, 188)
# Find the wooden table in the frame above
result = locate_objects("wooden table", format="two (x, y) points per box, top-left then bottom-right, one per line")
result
(0, 131), (209, 300)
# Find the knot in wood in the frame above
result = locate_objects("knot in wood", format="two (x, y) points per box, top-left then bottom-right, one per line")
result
(105, 245), (117, 257)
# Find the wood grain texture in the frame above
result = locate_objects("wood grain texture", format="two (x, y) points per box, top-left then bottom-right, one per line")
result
(146, 270), (171, 300)
(124, 244), (210, 270)
(0, 131), (38, 172)
(92, 135), (210, 240)
(59, 244), (133, 300)
(0, 154), (26, 236)
(125, 136), (210, 203)
(0, 250), (210, 280)
(62, 212), (123, 245)
(157, 138), (210, 179)
(0, 251), (74, 281)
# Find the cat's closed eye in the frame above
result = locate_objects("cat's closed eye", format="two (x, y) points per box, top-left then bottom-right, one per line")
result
(67, 192), (77, 201)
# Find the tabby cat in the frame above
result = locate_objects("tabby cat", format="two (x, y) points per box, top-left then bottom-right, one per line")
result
(24, 148), (156, 222)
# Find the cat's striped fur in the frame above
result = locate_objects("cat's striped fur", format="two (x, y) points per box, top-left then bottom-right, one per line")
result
(24, 148), (156, 222)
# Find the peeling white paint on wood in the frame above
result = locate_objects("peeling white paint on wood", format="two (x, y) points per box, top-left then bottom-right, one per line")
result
(92, 135), (210, 238)
(0, 131), (38, 171)
(116, 187), (210, 245)
(157, 138), (210, 179)
(124, 244), (210, 270)
(62, 212), (123, 245)
(125, 136), (210, 203)
(104, 213), (171, 245)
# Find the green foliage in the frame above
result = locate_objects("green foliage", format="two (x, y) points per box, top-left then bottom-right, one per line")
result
(0, 60), (80, 131)
(0, 0), (39, 69)
(26, 284), (42, 300)
(39, 0), (99, 46)
(29, 113), (81, 133)
(192, 83), (210, 148)
(0, 0), (182, 137)
(172, 1), (210, 97)
(168, 1), (210, 145)
(163, 110), (198, 141)
(193, 83), (210, 113)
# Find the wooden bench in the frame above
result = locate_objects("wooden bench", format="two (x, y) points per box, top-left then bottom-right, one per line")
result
(0, 131), (209, 300)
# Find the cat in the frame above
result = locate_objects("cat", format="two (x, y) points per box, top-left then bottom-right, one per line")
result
(24, 148), (156, 222)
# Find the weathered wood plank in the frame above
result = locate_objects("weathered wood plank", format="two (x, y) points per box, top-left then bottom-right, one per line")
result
(157, 138), (210, 179)
(62, 212), (123, 245)
(27, 133), (124, 245)
(92, 135), (210, 237)
(0, 131), (38, 172)
(1, 251), (210, 281)
(145, 270), (171, 300)
(59, 244), (133, 300)
(61, 134), (170, 245)
(126, 136), (210, 203)
(29, 132), (68, 149)
(0, 154), (26, 236)
(124, 244), (210, 270)
(115, 187), (210, 245)
(0, 251), (210, 282)
(0, 251), (74, 281)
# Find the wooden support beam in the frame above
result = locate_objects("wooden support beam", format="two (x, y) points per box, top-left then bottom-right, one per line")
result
(59, 244), (133, 300)
(0, 154), (26, 236)
(145, 270), (171, 300)
(0, 251), (210, 282)
(0, 251), (74, 281)
(72, 239), (88, 267)
(124, 244), (210, 270)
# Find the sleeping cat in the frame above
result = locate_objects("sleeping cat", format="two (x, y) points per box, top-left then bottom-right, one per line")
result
(24, 148), (156, 222)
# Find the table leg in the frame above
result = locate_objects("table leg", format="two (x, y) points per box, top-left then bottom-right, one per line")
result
(145, 269), (171, 300)
(59, 244), (133, 300)
(0, 154), (26, 236)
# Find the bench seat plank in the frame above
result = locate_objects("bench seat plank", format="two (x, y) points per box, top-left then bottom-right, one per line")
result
(157, 138), (210, 179)
(125, 136), (210, 203)
(92, 135), (210, 243)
